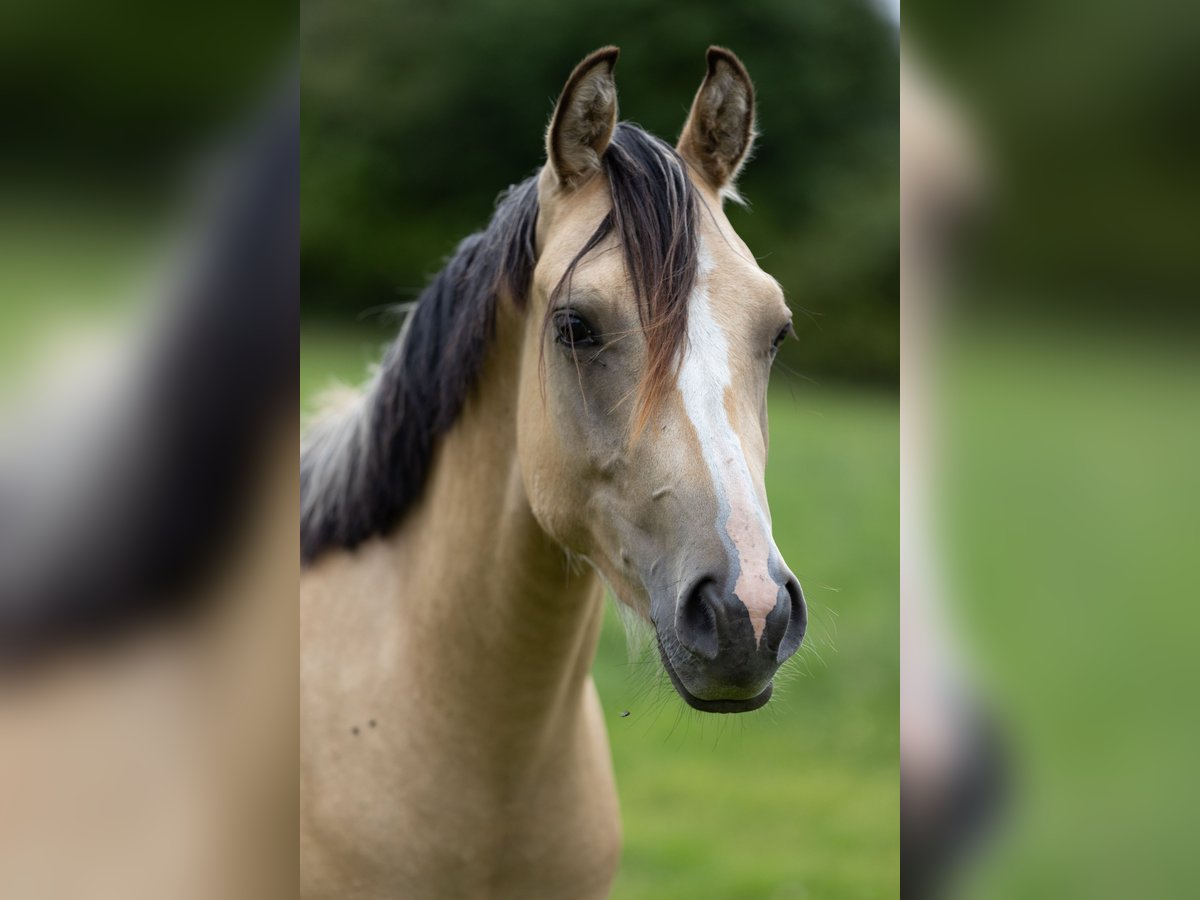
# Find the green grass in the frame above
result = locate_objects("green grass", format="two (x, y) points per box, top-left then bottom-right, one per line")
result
(302, 323), (900, 899)
(933, 323), (1200, 900)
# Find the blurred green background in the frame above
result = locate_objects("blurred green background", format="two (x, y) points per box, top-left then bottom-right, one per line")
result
(938, 322), (1200, 900)
(0, 0), (294, 385)
(906, 0), (1200, 317)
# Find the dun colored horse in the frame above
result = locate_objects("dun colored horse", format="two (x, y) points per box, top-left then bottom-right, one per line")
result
(301, 46), (805, 898)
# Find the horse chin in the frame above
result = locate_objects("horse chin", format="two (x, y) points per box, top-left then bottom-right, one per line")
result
(655, 636), (774, 714)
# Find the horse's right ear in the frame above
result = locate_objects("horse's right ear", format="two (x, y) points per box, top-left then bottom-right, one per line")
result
(545, 47), (619, 190)
(677, 47), (756, 198)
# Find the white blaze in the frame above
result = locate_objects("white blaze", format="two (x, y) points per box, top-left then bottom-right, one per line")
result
(677, 251), (780, 642)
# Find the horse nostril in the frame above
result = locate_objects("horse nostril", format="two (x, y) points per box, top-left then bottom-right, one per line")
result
(772, 577), (806, 663)
(675, 578), (720, 660)
(762, 588), (790, 657)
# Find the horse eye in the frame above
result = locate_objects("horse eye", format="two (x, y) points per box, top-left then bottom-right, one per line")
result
(553, 310), (598, 349)
(771, 321), (794, 352)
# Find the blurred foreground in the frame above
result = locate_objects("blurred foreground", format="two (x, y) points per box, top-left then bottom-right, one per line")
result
(0, 3), (297, 895)
(903, 1), (1200, 894)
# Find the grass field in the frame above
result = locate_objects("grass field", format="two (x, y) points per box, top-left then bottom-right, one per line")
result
(302, 323), (900, 899)
(932, 324), (1200, 900)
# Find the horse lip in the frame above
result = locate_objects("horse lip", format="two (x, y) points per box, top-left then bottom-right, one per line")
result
(655, 635), (773, 714)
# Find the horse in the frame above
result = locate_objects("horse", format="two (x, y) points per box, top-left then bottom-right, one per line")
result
(300, 46), (806, 898)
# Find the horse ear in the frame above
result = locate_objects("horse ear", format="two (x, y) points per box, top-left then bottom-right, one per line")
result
(677, 47), (757, 197)
(546, 46), (619, 190)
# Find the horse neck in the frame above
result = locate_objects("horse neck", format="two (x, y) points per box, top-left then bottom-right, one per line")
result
(388, 299), (604, 747)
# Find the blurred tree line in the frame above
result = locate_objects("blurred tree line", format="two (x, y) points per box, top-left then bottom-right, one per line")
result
(0, 0), (289, 195)
(907, 0), (1200, 319)
(302, 0), (898, 383)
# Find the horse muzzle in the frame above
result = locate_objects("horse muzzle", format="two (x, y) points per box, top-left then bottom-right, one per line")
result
(653, 573), (806, 713)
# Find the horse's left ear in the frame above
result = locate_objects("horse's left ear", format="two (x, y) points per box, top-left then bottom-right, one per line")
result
(677, 47), (757, 197)
(546, 47), (620, 191)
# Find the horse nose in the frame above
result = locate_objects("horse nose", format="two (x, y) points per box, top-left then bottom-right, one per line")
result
(675, 574), (806, 665)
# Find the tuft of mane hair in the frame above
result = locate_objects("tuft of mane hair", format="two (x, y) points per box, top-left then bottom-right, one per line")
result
(301, 123), (699, 563)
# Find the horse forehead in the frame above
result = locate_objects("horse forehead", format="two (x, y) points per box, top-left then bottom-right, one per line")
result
(697, 231), (786, 335)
